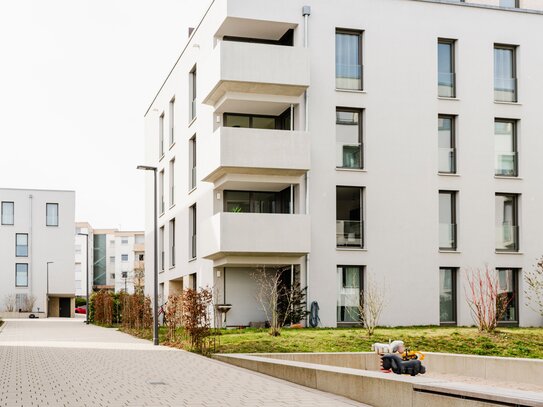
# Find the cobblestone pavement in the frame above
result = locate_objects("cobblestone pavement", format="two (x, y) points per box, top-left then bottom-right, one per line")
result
(0, 319), (366, 407)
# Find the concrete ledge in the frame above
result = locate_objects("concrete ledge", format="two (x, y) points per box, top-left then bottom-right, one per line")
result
(214, 353), (543, 407)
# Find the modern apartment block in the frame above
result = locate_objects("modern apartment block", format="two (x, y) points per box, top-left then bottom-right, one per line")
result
(79, 224), (145, 294)
(0, 188), (76, 317)
(143, 0), (543, 327)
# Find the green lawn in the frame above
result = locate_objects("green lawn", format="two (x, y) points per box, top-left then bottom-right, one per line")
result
(120, 326), (543, 359)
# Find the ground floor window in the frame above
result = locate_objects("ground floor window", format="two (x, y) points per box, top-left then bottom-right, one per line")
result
(337, 266), (363, 323)
(497, 268), (519, 324)
(439, 267), (457, 325)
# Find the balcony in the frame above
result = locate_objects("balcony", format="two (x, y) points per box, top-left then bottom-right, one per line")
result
(201, 212), (310, 261)
(201, 41), (310, 106)
(202, 127), (310, 183)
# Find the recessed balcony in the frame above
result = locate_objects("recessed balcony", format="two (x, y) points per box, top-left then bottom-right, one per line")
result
(201, 40), (310, 106)
(200, 212), (310, 261)
(202, 126), (310, 183)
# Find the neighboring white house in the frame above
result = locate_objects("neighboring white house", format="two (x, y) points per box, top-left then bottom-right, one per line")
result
(143, 0), (543, 327)
(75, 224), (144, 295)
(0, 188), (76, 317)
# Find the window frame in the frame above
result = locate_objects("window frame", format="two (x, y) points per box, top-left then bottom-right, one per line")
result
(169, 158), (176, 206)
(494, 118), (518, 177)
(169, 96), (175, 146)
(170, 218), (176, 267)
(496, 268), (519, 326)
(495, 193), (519, 252)
(189, 66), (197, 122)
(336, 107), (364, 170)
(15, 263), (28, 287)
(437, 38), (456, 98)
(500, 0), (519, 8)
(46, 203), (59, 227)
(439, 267), (457, 326)
(1, 201), (14, 225)
(159, 112), (165, 159)
(189, 204), (197, 260)
(16, 233), (28, 257)
(337, 265), (364, 325)
(336, 186), (364, 249)
(189, 135), (197, 191)
(121, 254), (129, 262)
(494, 44), (518, 103)
(335, 28), (363, 91)
(438, 115), (457, 174)
(439, 191), (457, 251)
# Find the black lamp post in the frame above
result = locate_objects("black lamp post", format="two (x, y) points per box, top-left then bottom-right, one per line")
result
(77, 232), (90, 324)
(137, 165), (159, 346)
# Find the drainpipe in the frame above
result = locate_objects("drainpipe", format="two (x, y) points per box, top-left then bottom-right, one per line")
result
(29, 194), (33, 302)
(302, 5), (311, 326)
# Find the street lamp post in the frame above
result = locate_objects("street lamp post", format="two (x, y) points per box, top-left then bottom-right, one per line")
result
(137, 165), (159, 346)
(46, 261), (53, 317)
(77, 232), (90, 324)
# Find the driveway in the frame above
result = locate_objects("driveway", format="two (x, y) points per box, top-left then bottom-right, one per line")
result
(0, 319), (366, 406)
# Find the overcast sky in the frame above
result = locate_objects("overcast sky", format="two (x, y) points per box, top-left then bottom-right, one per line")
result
(0, 0), (210, 230)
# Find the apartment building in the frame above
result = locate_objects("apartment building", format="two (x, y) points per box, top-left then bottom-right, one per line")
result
(75, 222), (93, 297)
(0, 188), (76, 317)
(79, 225), (145, 294)
(143, 0), (543, 327)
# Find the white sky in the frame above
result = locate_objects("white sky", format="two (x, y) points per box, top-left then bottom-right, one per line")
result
(0, 0), (210, 230)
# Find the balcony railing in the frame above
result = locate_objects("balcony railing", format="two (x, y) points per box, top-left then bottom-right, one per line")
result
(495, 152), (517, 176)
(336, 64), (363, 90)
(496, 223), (519, 251)
(438, 147), (456, 173)
(439, 223), (457, 250)
(337, 142), (362, 169)
(494, 77), (517, 102)
(336, 220), (363, 248)
(438, 72), (456, 98)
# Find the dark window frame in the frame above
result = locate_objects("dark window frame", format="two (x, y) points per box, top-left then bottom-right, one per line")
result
(437, 38), (456, 98)
(336, 186), (364, 249)
(500, 0), (519, 8)
(16, 233), (28, 257)
(223, 110), (291, 130)
(439, 267), (457, 326)
(494, 44), (518, 102)
(438, 114), (457, 174)
(1, 201), (14, 225)
(336, 107), (364, 170)
(223, 189), (293, 214)
(439, 191), (457, 251)
(189, 66), (197, 121)
(159, 112), (165, 158)
(337, 265), (364, 325)
(15, 263), (28, 287)
(335, 28), (364, 91)
(170, 218), (176, 267)
(496, 267), (520, 326)
(46, 203), (59, 227)
(495, 118), (518, 177)
(189, 204), (197, 260)
(189, 135), (197, 191)
(495, 193), (519, 252)
(169, 96), (176, 146)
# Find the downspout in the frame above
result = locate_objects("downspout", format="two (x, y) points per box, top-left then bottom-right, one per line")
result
(29, 194), (33, 303)
(302, 5), (311, 326)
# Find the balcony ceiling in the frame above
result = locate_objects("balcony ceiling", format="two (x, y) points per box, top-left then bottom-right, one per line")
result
(215, 17), (297, 41)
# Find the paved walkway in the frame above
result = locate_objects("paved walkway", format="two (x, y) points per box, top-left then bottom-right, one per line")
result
(0, 319), (366, 407)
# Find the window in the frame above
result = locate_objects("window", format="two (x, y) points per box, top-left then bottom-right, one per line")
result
(336, 109), (363, 169)
(159, 170), (165, 214)
(189, 66), (197, 121)
(16, 263), (28, 287)
(494, 45), (517, 102)
(500, 0), (518, 7)
(439, 268), (457, 325)
(16, 233), (28, 257)
(336, 186), (363, 248)
(121, 238), (128, 244)
(189, 136), (196, 190)
(159, 112), (164, 158)
(336, 30), (362, 90)
(46, 203), (59, 226)
(159, 226), (165, 272)
(170, 218), (176, 267)
(496, 194), (518, 251)
(438, 115), (456, 173)
(138, 254), (144, 261)
(111, 273), (116, 280)
(224, 189), (292, 214)
(223, 110), (291, 130)
(170, 159), (175, 206)
(438, 39), (456, 98)
(497, 268), (519, 324)
(1, 201), (14, 225)
(189, 204), (196, 259)
(110, 256), (115, 263)
(337, 266), (363, 323)
(121, 254), (128, 262)
(439, 191), (457, 250)
(495, 120), (517, 176)
(169, 97), (175, 145)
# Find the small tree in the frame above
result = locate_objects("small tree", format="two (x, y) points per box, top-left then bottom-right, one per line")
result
(181, 287), (214, 353)
(464, 266), (510, 332)
(358, 275), (386, 336)
(3, 294), (16, 312)
(525, 257), (543, 317)
(23, 295), (37, 312)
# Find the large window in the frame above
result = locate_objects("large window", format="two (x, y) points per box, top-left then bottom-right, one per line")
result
(336, 30), (362, 90)
(438, 39), (456, 98)
(16, 263), (28, 287)
(16, 233), (28, 257)
(169, 97), (175, 145)
(500, 0), (519, 7)
(439, 268), (457, 325)
(223, 110), (291, 130)
(169, 159), (175, 206)
(494, 45), (517, 102)
(337, 266), (363, 323)
(121, 254), (128, 262)
(189, 205), (196, 260)
(159, 226), (165, 272)
(336, 109), (362, 169)
(159, 112), (164, 158)
(496, 194), (518, 251)
(495, 120), (517, 177)
(189, 66), (197, 121)
(1, 201), (14, 225)
(438, 115), (456, 173)
(170, 218), (176, 267)
(46, 203), (59, 226)
(159, 170), (165, 214)
(189, 136), (196, 191)
(439, 191), (457, 250)
(224, 189), (292, 214)
(336, 187), (363, 248)
(497, 268), (519, 324)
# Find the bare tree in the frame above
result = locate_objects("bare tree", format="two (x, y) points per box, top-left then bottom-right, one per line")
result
(464, 266), (510, 332)
(353, 275), (386, 336)
(525, 257), (543, 317)
(23, 295), (37, 312)
(3, 294), (16, 312)
(133, 266), (145, 295)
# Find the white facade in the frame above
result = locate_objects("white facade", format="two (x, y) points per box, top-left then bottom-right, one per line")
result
(75, 222), (93, 297)
(144, 0), (543, 327)
(0, 188), (75, 317)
